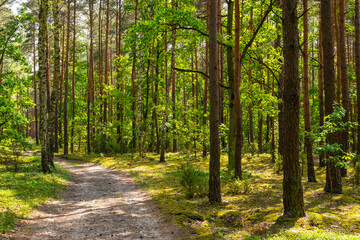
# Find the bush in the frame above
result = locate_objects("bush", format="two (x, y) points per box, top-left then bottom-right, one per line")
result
(226, 178), (251, 195)
(177, 162), (208, 199)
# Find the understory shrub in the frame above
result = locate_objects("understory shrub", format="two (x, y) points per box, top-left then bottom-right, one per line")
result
(177, 162), (208, 199)
(226, 178), (251, 195)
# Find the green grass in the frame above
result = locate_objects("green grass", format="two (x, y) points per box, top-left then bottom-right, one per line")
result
(61, 152), (360, 239)
(0, 155), (71, 233)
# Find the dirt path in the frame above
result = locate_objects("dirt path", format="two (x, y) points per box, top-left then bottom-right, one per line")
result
(12, 158), (189, 240)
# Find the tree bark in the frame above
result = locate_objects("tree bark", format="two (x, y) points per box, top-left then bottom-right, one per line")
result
(38, 0), (51, 173)
(70, 0), (76, 153)
(303, 0), (316, 182)
(208, 0), (221, 203)
(321, 0), (342, 194)
(282, 0), (305, 218)
(356, 0), (360, 155)
(33, 24), (39, 145)
(318, 22), (325, 167)
(339, 0), (349, 177)
(47, 0), (61, 167)
(227, 0), (235, 170)
(63, 0), (71, 155)
(234, 0), (243, 179)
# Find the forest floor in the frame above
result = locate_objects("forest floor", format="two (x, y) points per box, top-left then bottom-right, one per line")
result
(7, 158), (190, 240)
(60, 152), (360, 240)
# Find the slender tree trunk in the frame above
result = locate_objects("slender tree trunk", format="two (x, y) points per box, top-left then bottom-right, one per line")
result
(70, 0), (76, 153)
(248, 8), (254, 145)
(227, 0), (235, 170)
(58, 18), (66, 150)
(63, 0), (71, 155)
(322, 0), (342, 194)
(88, 0), (95, 153)
(208, 0), (221, 203)
(33, 25), (39, 145)
(104, 0), (110, 124)
(303, 0), (316, 182)
(131, 0), (138, 151)
(47, 0), (61, 167)
(160, 23), (169, 163)
(334, 0), (341, 104)
(356, 0), (360, 155)
(319, 22), (325, 167)
(234, 0), (243, 179)
(171, 0), (178, 152)
(282, 0), (305, 218)
(339, 0), (349, 177)
(38, 0), (51, 173)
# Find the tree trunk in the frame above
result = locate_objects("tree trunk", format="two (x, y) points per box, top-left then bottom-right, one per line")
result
(356, 0), (360, 155)
(63, 0), (71, 155)
(88, 0), (95, 153)
(33, 25), (39, 145)
(104, 0), (110, 124)
(171, 0), (178, 152)
(282, 0), (305, 218)
(131, 0), (138, 151)
(234, 0), (243, 179)
(339, 0), (349, 177)
(303, 0), (316, 182)
(208, 0), (221, 203)
(227, 0), (235, 170)
(160, 22), (169, 163)
(321, 0), (342, 194)
(38, 0), (51, 173)
(70, 0), (76, 153)
(47, 0), (61, 167)
(318, 22), (325, 167)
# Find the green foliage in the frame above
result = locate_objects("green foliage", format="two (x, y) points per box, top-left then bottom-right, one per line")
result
(0, 156), (71, 233)
(310, 105), (356, 169)
(176, 162), (208, 199)
(226, 178), (251, 195)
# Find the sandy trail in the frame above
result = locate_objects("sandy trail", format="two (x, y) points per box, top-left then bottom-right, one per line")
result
(11, 158), (188, 240)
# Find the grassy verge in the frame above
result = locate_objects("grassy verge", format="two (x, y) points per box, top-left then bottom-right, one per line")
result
(62, 152), (360, 239)
(0, 155), (71, 234)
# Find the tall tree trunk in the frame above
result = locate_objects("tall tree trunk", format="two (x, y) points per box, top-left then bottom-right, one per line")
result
(227, 0), (235, 170)
(47, 0), (61, 167)
(131, 0), (138, 151)
(88, 0), (95, 153)
(248, 8), (254, 145)
(38, 0), (51, 173)
(282, 0), (305, 218)
(63, 0), (71, 155)
(160, 22), (169, 163)
(356, 0), (360, 155)
(171, 0), (178, 152)
(33, 25), (39, 145)
(208, 0), (221, 203)
(70, 0), (76, 153)
(234, 0), (243, 179)
(318, 22), (325, 167)
(339, 0), (349, 177)
(104, 0), (110, 124)
(322, 0), (342, 194)
(58, 17), (66, 150)
(303, 0), (316, 182)
(334, 0), (342, 104)
(116, 0), (122, 146)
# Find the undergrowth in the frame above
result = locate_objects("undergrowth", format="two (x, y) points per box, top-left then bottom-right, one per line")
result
(0, 155), (71, 234)
(64, 152), (360, 239)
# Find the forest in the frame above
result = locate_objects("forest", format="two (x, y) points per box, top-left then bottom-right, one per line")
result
(1, 0), (360, 239)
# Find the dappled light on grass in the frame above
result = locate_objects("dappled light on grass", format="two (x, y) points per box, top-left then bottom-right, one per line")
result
(0, 156), (71, 233)
(65, 152), (360, 239)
